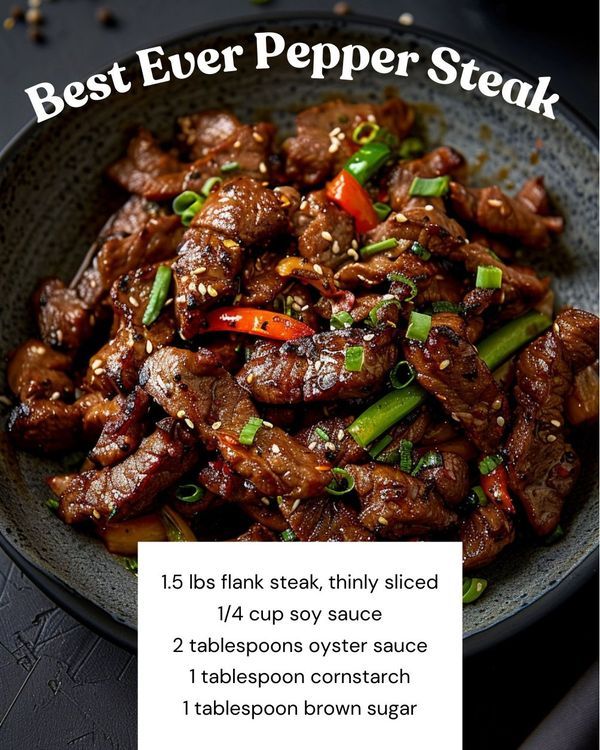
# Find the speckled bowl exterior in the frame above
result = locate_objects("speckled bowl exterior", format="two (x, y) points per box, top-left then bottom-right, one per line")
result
(0, 16), (597, 647)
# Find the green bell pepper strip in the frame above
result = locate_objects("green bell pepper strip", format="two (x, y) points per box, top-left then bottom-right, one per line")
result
(343, 141), (391, 186)
(347, 311), (551, 448)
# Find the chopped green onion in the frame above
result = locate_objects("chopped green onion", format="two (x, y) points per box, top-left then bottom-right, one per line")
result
(181, 198), (205, 227)
(46, 497), (59, 511)
(399, 440), (413, 473)
(410, 241), (431, 261)
(142, 265), (172, 327)
(398, 136), (425, 159)
(470, 485), (488, 507)
(408, 175), (450, 198)
(432, 300), (461, 313)
(325, 467), (356, 496)
(281, 529), (297, 541)
(172, 190), (202, 215)
(239, 416), (264, 446)
(315, 427), (330, 441)
(345, 346), (365, 372)
(359, 237), (398, 259)
(406, 311), (432, 342)
(544, 524), (565, 545)
(411, 450), (443, 476)
(352, 121), (380, 145)
(276, 495), (284, 506)
(343, 142), (391, 186)
(463, 577), (488, 604)
(373, 202), (392, 221)
(390, 360), (415, 389)
(200, 176), (222, 196)
(479, 454), (503, 475)
(330, 311), (354, 330)
(175, 483), (205, 504)
(369, 434), (393, 459)
(220, 161), (240, 173)
(368, 297), (401, 327)
(388, 272), (418, 301)
(476, 312), (551, 371)
(123, 557), (139, 575)
(476, 265), (503, 289)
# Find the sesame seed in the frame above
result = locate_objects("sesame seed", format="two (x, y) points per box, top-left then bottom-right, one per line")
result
(0, 396), (12, 406)
(55, 330), (63, 344)
(496, 416), (505, 427)
(492, 399), (502, 410)
(233, 140), (241, 148)
(547, 434), (557, 442)
(272, 444), (281, 454)
(553, 322), (560, 334)
(262, 421), (274, 428)
(398, 11), (414, 25)
(325, 441), (336, 451)
(91, 359), (102, 370)
(440, 359), (450, 370)
(332, 240), (340, 254)
(188, 282), (197, 293)
(313, 263), (323, 275)
(487, 198), (503, 207)
(551, 419), (562, 428)
(338, 132), (346, 141)
(329, 126), (341, 137)
(93, 367), (105, 376)
(364, 333), (375, 341)
(383, 293), (395, 300)
(301, 304), (309, 311)
(176, 295), (186, 303)
(351, 239), (359, 249)
(184, 418), (195, 430)
(146, 340), (153, 354)
(223, 239), (239, 249)
(300, 200), (308, 211)
(337, 430), (345, 441)
(395, 213), (408, 223)
(291, 498), (301, 512)
(212, 421), (222, 430)
(246, 373), (254, 384)
(259, 162), (267, 174)
(3, 17), (15, 30)
(378, 516), (389, 525)
(253, 131), (264, 142)
(177, 409), (186, 419)
(92, 510), (101, 520)
(309, 441), (317, 451)
(367, 114), (376, 123)
(128, 296), (139, 307)
(260, 497), (270, 506)
(198, 282), (207, 296)
(328, 142), (339, 154)
(207, 285), (218, 297)
(425, 204), (434, 211)
(315, 360), (323, 371)
(49, 391), (61, 401)
(321, 231), (333, 242)
(292, 302), (302, 312)
(348, 249), (359, 260)
(180, 275), (189, 283)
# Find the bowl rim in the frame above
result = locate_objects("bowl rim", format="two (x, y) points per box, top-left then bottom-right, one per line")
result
(0, 11), (597, 656)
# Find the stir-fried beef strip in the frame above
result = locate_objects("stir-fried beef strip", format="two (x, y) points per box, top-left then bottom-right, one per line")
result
(278, 495), (374, 542)
(449, 182), (563, 249)
(7, 339), (74, 402)
(88, 387), (150, 468)
(403, 312), (509, 453)
(6, 97), (597, 572)
(238, 328), (397, 404)
(282, 98), (414, 187)
(346, 463), (457, 539)
(460, 504), (515, 570)
(139, 346), (332, 499)
(50, 417), (198, 524)
(505, 309), (599, 535)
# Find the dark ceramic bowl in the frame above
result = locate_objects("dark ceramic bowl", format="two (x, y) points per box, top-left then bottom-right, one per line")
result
(0, 14), (597, 654)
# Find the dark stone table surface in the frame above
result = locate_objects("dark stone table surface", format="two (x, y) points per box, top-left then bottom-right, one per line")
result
(0, 1), (597, 748)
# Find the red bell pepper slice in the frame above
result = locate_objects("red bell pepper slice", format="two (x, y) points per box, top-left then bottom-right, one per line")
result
(480, 465), (515, 515)
(326, 170), (379, 233)
(203, 307), (314, 341)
